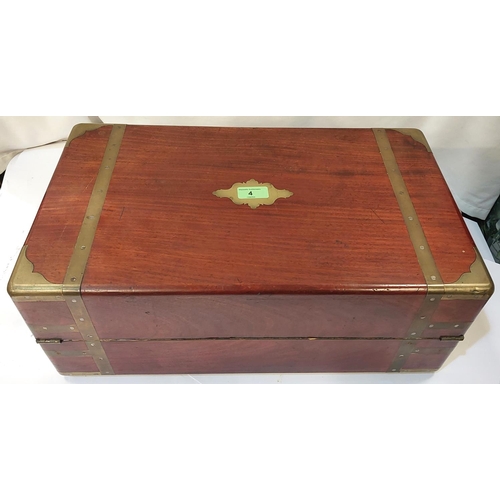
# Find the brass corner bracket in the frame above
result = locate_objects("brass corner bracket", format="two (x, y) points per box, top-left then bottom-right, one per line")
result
(390, 128), (432, 153)
(65, 123), (108, 148)
(435, 248), (495, 300)
(8, 246), (63, 302)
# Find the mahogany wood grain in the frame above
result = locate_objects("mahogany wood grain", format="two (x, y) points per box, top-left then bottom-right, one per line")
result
(25, 126), (112, 283)
(432, 298), (487, 323)
(91, 338), (451, 374)
(83, 293), (425, 340)
(42, 343), (98, 374)
(387, 130), (476, 283)
(15, 301), (84, 340)
(82, 126), (426, 294)
(401, 339), (458, 371)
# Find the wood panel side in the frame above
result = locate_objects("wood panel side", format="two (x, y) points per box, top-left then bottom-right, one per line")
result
(99, 338), (452, 375)
(82, 293), (424, 340)
(14, 300), (84, 341)
(41, 342), (99, 374)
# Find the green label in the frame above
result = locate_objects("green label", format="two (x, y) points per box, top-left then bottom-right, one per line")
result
(237, 186), (269, 199)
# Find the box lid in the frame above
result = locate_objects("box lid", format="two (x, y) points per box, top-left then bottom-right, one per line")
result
(9, 124), (493, 298)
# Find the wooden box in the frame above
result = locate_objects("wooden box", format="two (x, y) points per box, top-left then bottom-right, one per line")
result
(7, 124), (494, 375)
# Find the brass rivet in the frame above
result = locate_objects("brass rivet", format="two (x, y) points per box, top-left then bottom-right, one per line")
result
(408, 216), (413, 221)
(99, 357), (103, 360)
(431, 275), (437, 281)
(399, 354), (404, 357)
(71, 277), (76, 282)
(87, 215), (95, 219)
(415, 350), (420, 353)
(420, 316), (426, 320)
(430, 298), (436, 302)
(90, 343), (95, 347)
(70, 327), (75, 330)
(429, 324), (434, 328)
(420, 245), (425, 250)
(42, 327), (47, 330)
(81, 246), (86, 250)
(79, 318), (84, 322)
(71, 299), (77, 303)
(454, 324), (460, 328)
(411, 332), (417, 336)
(392, 369), (397, 372)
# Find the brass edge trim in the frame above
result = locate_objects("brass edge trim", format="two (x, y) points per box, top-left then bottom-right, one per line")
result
(62, 124), (126, 375)
(7, 246), (63, 300)
(373, 128), (443, 288)
(65, 123), (108, 148)
(60, 372), (101, 376)
(374, 129), (445, 372)
(45, 350), (92, 358)
(29, 324), (79, 335)
(390, 128), (432, 153)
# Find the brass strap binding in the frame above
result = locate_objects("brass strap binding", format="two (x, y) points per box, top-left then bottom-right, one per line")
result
(62, 124), (126, 375)
(373, 128), (445, 372)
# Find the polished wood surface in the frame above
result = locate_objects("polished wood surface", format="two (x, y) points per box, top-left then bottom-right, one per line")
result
(42, 342), (98, 374)
(401, 339), (458, 371)
(387, 130), (476, 283)
(82, 126), (426, 294)
(83, 293), (424, 340)
(93, 338), (452, 374)
(25, 126), (112, 283)
(16, 301), (83, 341)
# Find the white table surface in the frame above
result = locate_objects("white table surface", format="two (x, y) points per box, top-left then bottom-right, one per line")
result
(1, 142), (499, 384)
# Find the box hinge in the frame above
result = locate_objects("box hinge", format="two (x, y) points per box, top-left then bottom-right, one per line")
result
(439, 335), (465, 342)
(36, 338), (63, 344)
